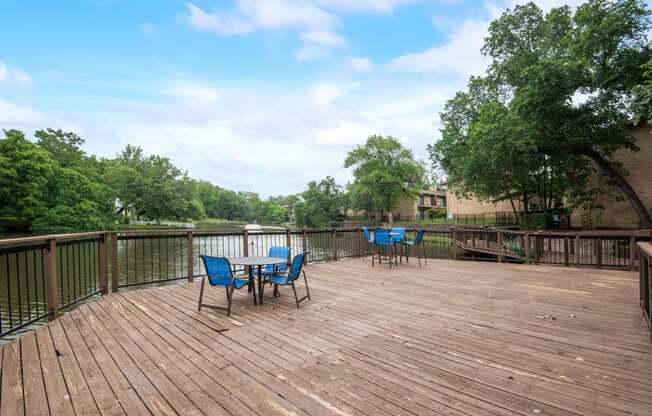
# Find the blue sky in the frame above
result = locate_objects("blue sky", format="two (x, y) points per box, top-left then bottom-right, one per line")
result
(0, 0), (640, 196)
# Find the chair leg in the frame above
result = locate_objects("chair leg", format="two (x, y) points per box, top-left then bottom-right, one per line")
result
(302, 270), (311, 301)
(198, 276), (206, 311)
(226, 285), (235, 316)
(423, 244), (428, 265)
(291, 282), (300, 308)
(249, 279), (257, 305)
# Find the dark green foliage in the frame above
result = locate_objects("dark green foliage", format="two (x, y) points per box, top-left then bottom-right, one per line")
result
(0, 130), (56, 223)
(519, 213), (549, 230)
(432, 0), (652, 227)
(345, 135), (425, 217)
(294, 177), (347, 228)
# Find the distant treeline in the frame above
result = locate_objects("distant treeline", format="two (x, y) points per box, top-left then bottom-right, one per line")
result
(0, 129), (293, 233)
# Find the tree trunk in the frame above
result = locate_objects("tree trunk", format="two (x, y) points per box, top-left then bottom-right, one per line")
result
(580, 148), (652, 228)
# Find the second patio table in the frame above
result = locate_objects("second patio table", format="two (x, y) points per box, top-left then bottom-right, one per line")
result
(228, 256), (287, 305)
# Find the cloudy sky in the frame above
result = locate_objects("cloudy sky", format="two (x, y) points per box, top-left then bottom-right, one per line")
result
(0, 0), (601, 196)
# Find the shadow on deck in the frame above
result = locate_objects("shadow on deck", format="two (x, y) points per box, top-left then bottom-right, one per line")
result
(1, 258), (651, 416)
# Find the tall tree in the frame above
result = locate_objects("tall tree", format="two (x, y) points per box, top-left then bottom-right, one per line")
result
(431, 78), (588, 214)
(345, 135), (425, 221)
(434, 0), (652, 226)
(491, 0), (651, 226)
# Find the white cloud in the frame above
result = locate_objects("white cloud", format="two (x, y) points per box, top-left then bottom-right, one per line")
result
(347, 56), (375, 72)
(313, 120), (372, 145)
(310, 82), (351, 106)
(0, 61), (33, 88)
(312, 0), (428, 14)
(387, 19), (490, 78)
(186, 3), (254, 35)
(185, 1), (351, 60)
(0, 99), (43, 124)
(300, 30), (347, 48)
(186, 1), (336, 35)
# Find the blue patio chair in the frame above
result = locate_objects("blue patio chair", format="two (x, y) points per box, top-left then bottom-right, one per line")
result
(261, 253), (311, 308)
(403, 228), (427, 266)
(249, 246), (291, 297)
(198, 255), (255, 316)
(372, 228), (397, 268)
(362, 227), (374, 261)
(390, 227), (406, 243)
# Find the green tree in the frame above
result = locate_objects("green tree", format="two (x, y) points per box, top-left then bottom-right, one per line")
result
(34, 128), (85, 169)
(633, 58), (652, 123)
(344, 135), (425, 221)
(434, 0), (652, 226)
(431, 78), (588, 214)
(294, 177), (346, 227)
(0, 130), (56, 223)
(31, 167), (116, 233)
(262, 202), (289, 224)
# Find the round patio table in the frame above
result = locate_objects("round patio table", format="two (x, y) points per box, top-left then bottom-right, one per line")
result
(229, 256), (287, 305)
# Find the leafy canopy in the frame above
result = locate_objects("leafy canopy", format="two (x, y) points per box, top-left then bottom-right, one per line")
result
(345, 135), (425, 215)
(294, 176), (347, 228)
(431, 0), (652, 226)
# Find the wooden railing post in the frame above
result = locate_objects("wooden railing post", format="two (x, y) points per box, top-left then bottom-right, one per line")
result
(630, 236), (636, 270)
(564, 237), (570, 266)
(186, 231), (194, 282)
(451, 229), (457, 260)
(575, 234), (581, 266)
(595, 238), (603, 268)
(523, 233), (530, 264)
(99, 232), (109, 295)
(111, 232), (119, 292)
(286, 229), (292, 248)
(331, 228), (338, 261)
(497, 231), (503, 263)
(243, 229), (249, 256)
(44, 238), (59, 320)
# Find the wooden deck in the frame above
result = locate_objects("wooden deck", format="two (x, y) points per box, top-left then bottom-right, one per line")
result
(1, 258), (652, 416)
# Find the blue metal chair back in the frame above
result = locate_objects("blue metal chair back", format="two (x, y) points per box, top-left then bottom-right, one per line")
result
(266, 246), (291, 273)
(414, 228), (426, 245)
(200, 255), (233, 286)
(390, 227), (406, 242)
(374, 228), (392, 245)
(287, 253), (306, 282)
(363, 227), (373, 243)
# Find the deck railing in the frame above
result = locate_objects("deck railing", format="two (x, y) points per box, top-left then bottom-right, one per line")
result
(452, 227), (649, 269)
(639, 242), (652, 339)
(1, 226), (649, 339)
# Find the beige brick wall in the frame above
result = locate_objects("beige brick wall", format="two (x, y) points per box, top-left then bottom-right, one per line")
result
(447, 192), (521, 215)
(572, 122), (652, 228)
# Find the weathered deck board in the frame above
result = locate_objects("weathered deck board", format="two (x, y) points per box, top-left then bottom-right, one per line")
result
(1, 258), (651, 415)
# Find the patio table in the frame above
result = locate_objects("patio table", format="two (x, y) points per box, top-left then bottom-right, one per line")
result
(229, 256), (287, 305)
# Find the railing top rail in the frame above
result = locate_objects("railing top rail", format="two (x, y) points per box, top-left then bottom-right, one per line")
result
(638, 242), (652, 258)
(0, 226), (369, 247)
(0, 231), (107, 247)
(452, 226), (651, 238)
